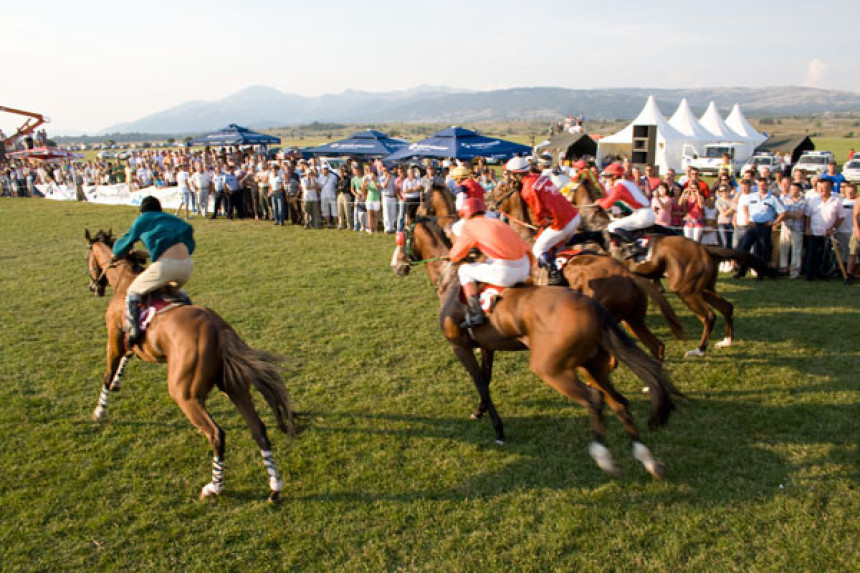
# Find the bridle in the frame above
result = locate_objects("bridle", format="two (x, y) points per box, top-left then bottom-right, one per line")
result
(397, 218), (449, 267)
(85, 240), (115, 294)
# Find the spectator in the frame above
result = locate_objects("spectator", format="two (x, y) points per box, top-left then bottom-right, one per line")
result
(401, 166), (422, 226)
(819, 160), (846, 195)
(284, 163), (302, 225)
(362, 165), (381, 233)
(350, 164), (367, 232)
(336, 165), (353, 230)
(779, 182), (807, 278)
(683, 167), (710, 198)
(643, 164), (660, 192)
(849, 184), (860, 278)
(190, 163), (212, 218)
(733, 177), (786, 279)
(175, 164), (192, 219)
(210, 165), (228, 219)
(804, 179), (843, 281)
(318, 164), (338, 229)
(301, 165), (321, 229)
(678, 183), (704, 242)
(715, 185), (735, 249)
(379, 165), (398, 234)
(268, 163), (286, 226)
(835, 183), (856, 266)
(651, 182), (674, 227)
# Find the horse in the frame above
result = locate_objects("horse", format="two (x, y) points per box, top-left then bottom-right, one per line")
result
(485, 182), (684, 360)
(491, 180), (774, 358)
(85, 229), (296, 501)
(562, 253), (685, 361)
(417, 185), (457, 227)
(391, 219), (683, 479)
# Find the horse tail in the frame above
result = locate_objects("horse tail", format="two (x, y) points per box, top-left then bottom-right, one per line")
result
(630, 274), (686, 340)
(703, 245), (777, 277)
(218, 328), (296, 438)
(596, 307), (684, 428)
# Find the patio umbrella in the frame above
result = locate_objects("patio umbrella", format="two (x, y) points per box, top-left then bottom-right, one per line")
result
(190, 124), (281, 146)
(383, 126), (531, 163)
(306, 130), (409, 157)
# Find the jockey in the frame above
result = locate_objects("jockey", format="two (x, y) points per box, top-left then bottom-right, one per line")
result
(112, 196), (195, 345)
(597, 162), (655, 249)
(451, 165), (485, 211)
(505, 156), (580, 286)
(450, 197), (533, 328)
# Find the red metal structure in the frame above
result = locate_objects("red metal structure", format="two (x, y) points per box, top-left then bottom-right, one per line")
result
(1, 105), (50, 149)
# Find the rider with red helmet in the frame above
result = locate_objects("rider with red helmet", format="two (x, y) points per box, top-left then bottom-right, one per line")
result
(505, 156), (581, 285)
(450, 197), (533, 328)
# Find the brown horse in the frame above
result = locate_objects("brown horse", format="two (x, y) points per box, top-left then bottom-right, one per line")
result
(391, 219), (683, 479)
(562, 253), (685, 361)
(492, 180), (774, 358)
(85, 229), (295, 501)
(417, 185), (457, 227)
(485, 182), (684, 360)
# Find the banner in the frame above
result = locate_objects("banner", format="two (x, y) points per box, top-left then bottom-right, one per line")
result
(37, 184), (191, 210)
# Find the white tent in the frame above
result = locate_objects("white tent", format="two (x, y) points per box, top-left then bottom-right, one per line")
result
(597, 96), (691, 174)
(668, 98), (718, 149)
(725, 104), (767, 148)
(698, 101), (744, 141)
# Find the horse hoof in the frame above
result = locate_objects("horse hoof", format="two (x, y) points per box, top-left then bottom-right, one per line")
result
(109, 381), (122, 392)
(200, 482), (223, 499)
(268, 490), (282, 503)
(470, 410), (484, 420)
(684, 348), (706, 358)
(714, 338), (733, 350)
(641, 386), (650, 394)
(648, 462), (666, 481)
(494, 438), (506, 446)
(92, 407), (108, 422)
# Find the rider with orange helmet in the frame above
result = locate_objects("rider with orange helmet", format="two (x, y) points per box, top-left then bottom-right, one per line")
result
(450, 197), (533, 328)
(505, 156), (581, 285)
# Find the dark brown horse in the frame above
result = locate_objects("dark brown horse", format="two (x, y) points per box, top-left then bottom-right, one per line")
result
(492, 180), (773, 358)
(391, 219), (683, 479)
(562, 253), (685, 361)
(486, 181), (684, 360)
(85, 229), (295, 501)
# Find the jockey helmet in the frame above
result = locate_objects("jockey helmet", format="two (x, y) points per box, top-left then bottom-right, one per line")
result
(139, 196), (163, 213)
(601, 163), (625, 178)
(504, 156), (531, 173)
(450, 165), (471, 180)
(458, 197), (486, 219)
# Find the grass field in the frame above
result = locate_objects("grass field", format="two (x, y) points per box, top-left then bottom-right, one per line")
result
(0, 199), (858, 571)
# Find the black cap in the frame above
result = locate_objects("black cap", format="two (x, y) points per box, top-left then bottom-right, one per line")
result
(139, 196), (162, 213)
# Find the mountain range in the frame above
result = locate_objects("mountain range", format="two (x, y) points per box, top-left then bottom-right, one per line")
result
(100, 85), (860, 135)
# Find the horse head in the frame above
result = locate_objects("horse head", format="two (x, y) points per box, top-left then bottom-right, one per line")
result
(391, 219), (451, 279)
(569, 177), (611, 232)
(85, 228), (114, 297)
(487, 181), (534, 242)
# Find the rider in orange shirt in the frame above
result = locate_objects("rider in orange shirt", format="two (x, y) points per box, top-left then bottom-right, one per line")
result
(450, 198), (533, 327)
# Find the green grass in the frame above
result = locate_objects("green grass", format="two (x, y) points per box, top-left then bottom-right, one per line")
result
(0, 199), (858, 572)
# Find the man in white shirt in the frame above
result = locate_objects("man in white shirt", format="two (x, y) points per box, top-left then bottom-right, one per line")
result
(804, 179), (843, 281)
(317, 164), (338, 228)
(835, 183), (856, 265)
(301, 167), (321, 229)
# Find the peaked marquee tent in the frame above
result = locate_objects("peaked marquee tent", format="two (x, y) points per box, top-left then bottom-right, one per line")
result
(596, 96), (689, 174)
(725, 104), (767, 148)
(383, 126), (531, 163)
(306, 130), (409, 157)
(190, 124), (281, 147)
(668, 98), (718, 150)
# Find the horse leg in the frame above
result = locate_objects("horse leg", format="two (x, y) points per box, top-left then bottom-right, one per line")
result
(623, 317), (665, 362)
(93, 333), (126, 421)
(679, 293), (715, 358)
(583, 353), (664, 479)
(452, 345), (505, 444)
(471, 349), (495, 420)
(530, 356), (619, 476)
(702, 290), (734, 349)
(226, 386), (284, 502)
(172, 395), (225, 499)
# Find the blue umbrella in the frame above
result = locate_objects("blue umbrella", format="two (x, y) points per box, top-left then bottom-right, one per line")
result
(384, 126), (531, 163)
(306, 130), (409, 157)
(191, 124), (281, 146)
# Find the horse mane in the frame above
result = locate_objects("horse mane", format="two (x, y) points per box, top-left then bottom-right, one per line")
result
(92, 229), (115, 246)
(415, 217), (452, 249)
(90, 228), (147, 274)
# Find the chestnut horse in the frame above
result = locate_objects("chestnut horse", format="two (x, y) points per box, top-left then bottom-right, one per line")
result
(391, 219), (683, 479)
(490, 180), (774, 358)
(563, 253), (685, 361)
(485, 181), (684, 360)
(85, 229), (295, 501)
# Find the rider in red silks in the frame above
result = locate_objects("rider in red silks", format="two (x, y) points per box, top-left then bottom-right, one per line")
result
(597, 162), (656, 256)
(506, 157), (581, 285)
(451, 165), (485, 211)
(450, 197), (533, 327)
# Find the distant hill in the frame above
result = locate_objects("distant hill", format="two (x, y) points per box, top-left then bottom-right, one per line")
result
(99, 85), (860, 135)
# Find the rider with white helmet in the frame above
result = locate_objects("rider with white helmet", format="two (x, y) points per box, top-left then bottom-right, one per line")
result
(504, 156), (580, 285)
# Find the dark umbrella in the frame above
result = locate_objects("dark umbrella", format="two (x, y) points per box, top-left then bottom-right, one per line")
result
(190, 124), (281, 146)
(305, 130), (409, 157)
(383, 126), (531, 163)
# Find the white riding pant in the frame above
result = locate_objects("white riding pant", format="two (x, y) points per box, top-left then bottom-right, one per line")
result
(532, 214), (581, 258)
(128, 257), (194, 296)
(458, 255), (531, 287)
(606, 208), (656, 233)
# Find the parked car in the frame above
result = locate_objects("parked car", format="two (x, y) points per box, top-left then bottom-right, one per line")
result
(740, 153), (783, 177)
(96, 150), (116, 159)
(841, 158), (860, 183)
(687, 143), (747, 176)
(792, 151), (834, 178)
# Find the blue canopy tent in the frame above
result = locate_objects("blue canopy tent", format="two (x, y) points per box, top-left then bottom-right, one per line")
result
(305, 130), (409, 157)
(383, 126), (531, 164)
(190, 124), (281, 147)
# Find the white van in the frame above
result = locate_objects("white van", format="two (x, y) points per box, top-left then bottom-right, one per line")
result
(685, 144), (747, 176)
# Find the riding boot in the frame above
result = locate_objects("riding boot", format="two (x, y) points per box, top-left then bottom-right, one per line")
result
(125, 294), (143, 345)
(613, 228), (643, 259)
(460, 295), (486, 328)
(547, 264), (566, 286)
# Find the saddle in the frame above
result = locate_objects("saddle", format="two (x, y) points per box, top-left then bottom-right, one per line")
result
(459, 283), (507, 313)
(134, 286), (192, 334)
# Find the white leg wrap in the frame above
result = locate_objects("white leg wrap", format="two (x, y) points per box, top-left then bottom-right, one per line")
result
(714, 337), (733, 349)
(589, 441), (617, 474)
(93, 386), (110, 421)
(684, 348), (706, 358)
(633, 442), (656, 472)
(201, 481), (224, 498)
(261, 450), (282, 492)
(110, 355), (131, 391)
(201, 457), (224, 498)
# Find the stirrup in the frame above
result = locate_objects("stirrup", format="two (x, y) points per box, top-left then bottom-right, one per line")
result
(460, 313), (486, 329)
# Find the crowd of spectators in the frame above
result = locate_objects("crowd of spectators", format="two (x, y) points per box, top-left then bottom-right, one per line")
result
(3, 141), (858, 281)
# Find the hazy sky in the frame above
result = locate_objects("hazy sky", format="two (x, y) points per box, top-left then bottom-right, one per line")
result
(2, 0), (857, 134)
